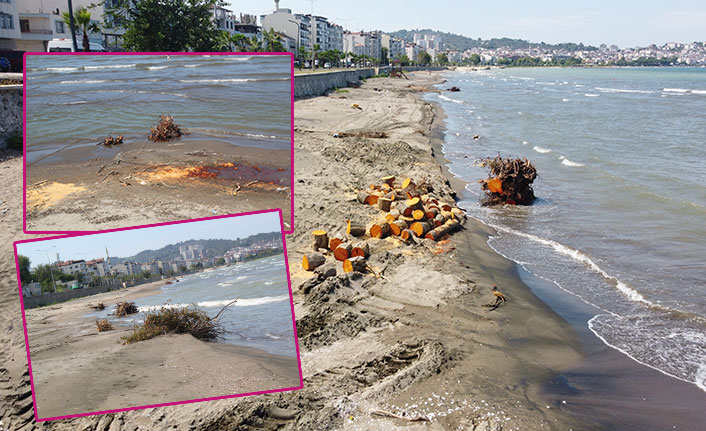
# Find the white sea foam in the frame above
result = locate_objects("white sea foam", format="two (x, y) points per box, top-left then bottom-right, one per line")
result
(265, 333), (283, 340)
(184, 64), (202, 68)
(663, 88), (689, 93)
(59, 79), (108, 84)
(178, 77), (288, 83)
(696, 363), (706, 392)
(532, 146), (552, 153)
(138, 294), (289, 312)
(595, 87), (653, 94)
(439, 94), (463, 104)
(584, 93), (600, 97)
(562, 98), (570, 102)
(692, 90), (706, 95)
(491, 225), (654, 307)
(83, 64), (136, 70)
(559, 156), (584, 167)
(522, 140), (529, 145)
(147, 65), (168, 70)
(46, 66), (79, 72)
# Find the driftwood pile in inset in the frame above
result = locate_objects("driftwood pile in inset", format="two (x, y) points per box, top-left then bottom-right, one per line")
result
(302, 176), (466, 277)
(96, 319), (113, 332)
(115, 301), (139, 317)
(478, 156), (537, 206)
(98, 135), (123, 147)
(148, 114), (183, 142)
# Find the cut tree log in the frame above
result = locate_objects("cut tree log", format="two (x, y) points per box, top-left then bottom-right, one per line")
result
(425, 207), (440, 220)
(451, 207), (465, 221)
(389, 219), (408, 236)
(406, 197), (424, 211)
(357, 190), (379, 205)
(425, 219), (461, 241)
(347, 220), (366, 237)
(312, 230), (329, 250)
(351, 241), (370, 258)
(401, 178), (421, 198)
(400, 229), (417, 244)
(369, 222), (391, 239)
(329, 233), (345, 251)
(381, 175), (396, 187)
(343, 256), (367, 273)
(378, 197), (392, 212)
(440, 203), (452, 212)
(333, 243), (352, 261)
(397, 200), (414, 217)
(400, 215), (415, 224)
(412, 209), (426, 220)
(302, 253), (325, 271)
(434, 212), (450, 227)
(410, 221), (433, 237)
(385, 209), (400, 222)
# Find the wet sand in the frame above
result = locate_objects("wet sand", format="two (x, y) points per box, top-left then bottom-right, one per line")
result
(25, 139), (292, 232)
(23, 279), (301, 420)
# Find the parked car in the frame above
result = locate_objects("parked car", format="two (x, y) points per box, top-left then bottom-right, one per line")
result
(47, 39), (105, 52)
(0, 50), (25, 72)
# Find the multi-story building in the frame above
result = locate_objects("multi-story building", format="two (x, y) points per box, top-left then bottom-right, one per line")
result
(140, 262), (160, 275)
(111, 261), (140, 276)
(211, 4), (237, 35)
(380, 34), (405, 61)
(260, 1), (341, 53)
(344, 31), (382, 60)
(22, 282), (42, 297)
(85, 258), (110, 277)
(56, 259), (87, 276)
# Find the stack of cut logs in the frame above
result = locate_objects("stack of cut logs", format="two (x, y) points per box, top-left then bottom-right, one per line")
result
(302, 176), (466, 276)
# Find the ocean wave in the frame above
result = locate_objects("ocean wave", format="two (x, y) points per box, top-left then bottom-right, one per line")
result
(584, 93), (600, 97)
(265, 333), (283, 340)
(59, 79), (108, 84)
(692, 90), (706, 95)
(45, 66), (80, 73)
(84, 64), (137, 70)
(138, 294), (289, 312)
(532, 146), (552, 153)
(178, 77), (289, 83)
(147, 65), (169, 70)
(595, 87), (653, 94)
(663, 88), (689, 93)
(491, 225), (654, 306)
(439, 94), (463, 104)
(216, 282), (233, 287)
(697, 364), (706, 392)
(562, 98), (570, 102)
(559, 156), (584, 167)
(522, 140), (529, 145)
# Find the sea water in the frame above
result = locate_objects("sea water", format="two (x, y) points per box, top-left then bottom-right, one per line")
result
(429, 67), (706, 392)
(24, 54), (291, 165)
(87, 254), (296, 357)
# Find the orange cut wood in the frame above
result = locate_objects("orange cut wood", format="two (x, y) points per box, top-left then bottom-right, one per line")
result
(410, 221), (432, 237)
(487, 178), (503, 193)
(333, 243), (352, 261)
(412, 209), (425, 220)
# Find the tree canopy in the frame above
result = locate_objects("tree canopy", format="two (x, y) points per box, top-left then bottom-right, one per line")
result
(107, 0), (223, 52)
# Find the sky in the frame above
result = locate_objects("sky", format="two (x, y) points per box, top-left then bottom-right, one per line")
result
(230, 0), (706, 48)
(15, 212), (282, 268)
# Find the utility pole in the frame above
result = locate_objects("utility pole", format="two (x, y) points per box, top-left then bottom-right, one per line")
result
(66, 0), (80, 52)
(37, 246), (57, 293)
(304, 0), (318, 68)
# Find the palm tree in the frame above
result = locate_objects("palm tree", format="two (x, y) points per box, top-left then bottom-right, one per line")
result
(231, 33), (249, 52)
(62, 7), (100, 52)
(262, 28), (284, 52)
(312, 43), (321, 69)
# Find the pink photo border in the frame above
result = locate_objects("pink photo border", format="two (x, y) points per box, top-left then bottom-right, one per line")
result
(21, 51), (295, 235)
(13, 208), (303, 422)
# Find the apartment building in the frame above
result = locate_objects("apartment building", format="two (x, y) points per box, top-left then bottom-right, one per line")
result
(344, 31), (382, 60)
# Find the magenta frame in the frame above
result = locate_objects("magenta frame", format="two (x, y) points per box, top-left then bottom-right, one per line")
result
(21, 51), (295, 235)
(13, 208), (303, 422)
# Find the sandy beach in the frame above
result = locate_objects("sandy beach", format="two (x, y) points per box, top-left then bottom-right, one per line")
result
(2, 73), (594, 430)
(25, 139), (292, 232)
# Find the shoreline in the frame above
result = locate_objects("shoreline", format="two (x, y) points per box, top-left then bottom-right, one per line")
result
(433, 68), (706, 429)
(23, 278), (300, 419)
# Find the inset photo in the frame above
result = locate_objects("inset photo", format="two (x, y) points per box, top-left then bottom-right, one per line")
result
(23, 53), (293, 233)
(14, 210), (301, 421)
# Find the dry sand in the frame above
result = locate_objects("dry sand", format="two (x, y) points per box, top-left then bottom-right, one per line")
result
(1, 74), (592, 430)
(21, 279), (300, 420)
(25, 139), (292, 232)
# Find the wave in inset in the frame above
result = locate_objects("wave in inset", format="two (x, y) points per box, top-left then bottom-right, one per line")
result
(560, 156), (584, 167)
(138, 294), (289, 312)
(595, 87), (653, 94)
(584, 93), (600, 97)
(533, 146), (552, 153)
(59, 79), (108, 84)
(178, 77), (289, 83)
(439, 94), (463, 104)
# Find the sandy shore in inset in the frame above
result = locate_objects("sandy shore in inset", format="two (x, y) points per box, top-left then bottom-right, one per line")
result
(25, 139), (292, 232)
(24, 279), (300, 419)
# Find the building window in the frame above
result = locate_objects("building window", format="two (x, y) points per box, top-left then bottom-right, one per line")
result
(55, 20), (65, 33)
(0, 13), (13, 29)
(0, 0), (11, 4)
(20, 19), (29, 32)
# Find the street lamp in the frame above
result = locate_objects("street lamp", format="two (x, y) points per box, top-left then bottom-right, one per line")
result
(37, 246), (57, 293)
(288, 19), (301, 60)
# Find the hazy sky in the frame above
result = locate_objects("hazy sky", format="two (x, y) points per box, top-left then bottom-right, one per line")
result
(230, 0), (706, 48)
(16, 212), (282, 268)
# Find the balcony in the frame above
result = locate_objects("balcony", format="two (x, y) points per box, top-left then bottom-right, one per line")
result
(19, 13), (53, 41)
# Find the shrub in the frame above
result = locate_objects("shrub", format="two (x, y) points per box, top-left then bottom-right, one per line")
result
(121, 304), (228, 344)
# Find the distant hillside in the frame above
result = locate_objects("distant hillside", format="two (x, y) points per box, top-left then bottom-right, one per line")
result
(389, 29), (597, 52)
(112, 231), (280, 263)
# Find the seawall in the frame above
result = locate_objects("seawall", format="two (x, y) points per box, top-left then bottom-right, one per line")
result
(0, 73), (23, 150)
(294, 68), (382, 99)
(22, 276), (163, 309)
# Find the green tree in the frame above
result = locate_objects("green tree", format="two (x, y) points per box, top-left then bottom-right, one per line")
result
(297, 46), (308, 67)
(214, 31), (232, 52)
(18, 255), (31, 285)
(312, 43), (321, 68)
(62, 7), (100, 52)
(231, 33), (249, 52)
(417, 50), (432, 66)
(468, 53), (481, 65)
(399, 54), (411, 66)
(215, 257), (226, 266)
(435, 52), (449, 66)
(108, 0), (223, 52)
(263, 28), (285, 52)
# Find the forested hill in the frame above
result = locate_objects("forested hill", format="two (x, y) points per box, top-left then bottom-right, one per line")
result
(112, 231), (280, 263)
(389, 29), (597, 52)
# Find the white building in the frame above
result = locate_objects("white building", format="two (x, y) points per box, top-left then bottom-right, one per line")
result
(85, 258), (110, 277)
(260, 1), (341, 53)
(56, 259), (86, 276)
(344, 31), (382, 61)
(22, 282), (42, 297)
(111, 262), (140, 276)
